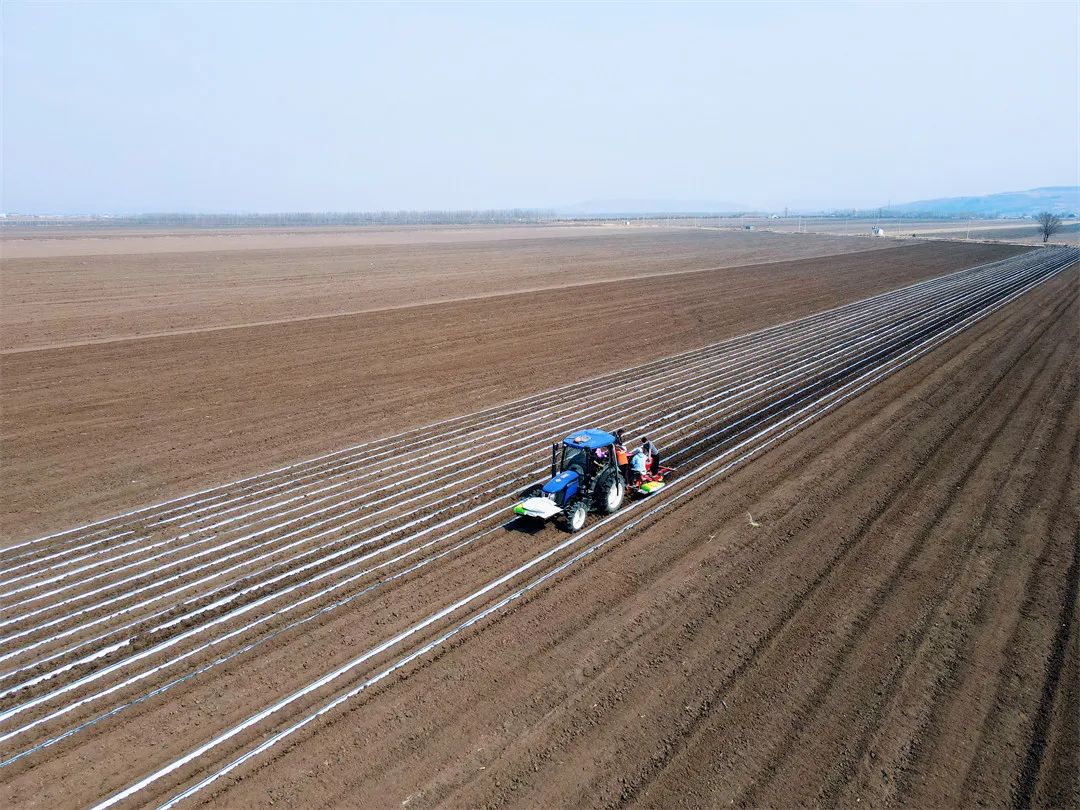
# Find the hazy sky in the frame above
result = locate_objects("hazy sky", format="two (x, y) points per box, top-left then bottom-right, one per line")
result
(3, 1), (1078, 213)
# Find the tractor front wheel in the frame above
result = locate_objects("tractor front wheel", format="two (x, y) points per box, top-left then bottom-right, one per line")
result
(563, 500), (588, 533)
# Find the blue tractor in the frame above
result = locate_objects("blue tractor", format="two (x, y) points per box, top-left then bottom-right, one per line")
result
(512, 429), (627, 532)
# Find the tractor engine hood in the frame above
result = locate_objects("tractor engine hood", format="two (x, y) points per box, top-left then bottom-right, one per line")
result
(542, 469), (579, 494)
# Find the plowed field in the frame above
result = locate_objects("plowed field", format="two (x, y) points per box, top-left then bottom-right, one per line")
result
(0, 235), (1020, 542)
(1, 230), (1075, 809)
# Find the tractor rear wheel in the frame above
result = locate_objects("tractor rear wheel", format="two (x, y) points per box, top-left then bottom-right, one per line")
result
(597, 472), (625, 514)
(562, 500), (588, 533)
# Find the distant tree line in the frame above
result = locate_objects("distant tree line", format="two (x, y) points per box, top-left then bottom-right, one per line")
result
(1, 209), (557, 229)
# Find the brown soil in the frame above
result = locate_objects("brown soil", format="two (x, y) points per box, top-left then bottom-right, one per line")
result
(195, 263), (1080, 809)
(0, 240), (1020, 543)
(0, 227), (895, 351)
(0, 245), (1073, 809)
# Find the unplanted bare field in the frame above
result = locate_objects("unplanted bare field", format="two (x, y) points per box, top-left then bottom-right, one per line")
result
(0, 226), (896, 351)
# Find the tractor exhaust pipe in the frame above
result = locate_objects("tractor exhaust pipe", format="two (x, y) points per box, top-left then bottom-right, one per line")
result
(551, 443), (558, 478)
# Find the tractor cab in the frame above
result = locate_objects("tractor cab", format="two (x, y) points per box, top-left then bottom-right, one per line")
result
(549, 430), (612, 487)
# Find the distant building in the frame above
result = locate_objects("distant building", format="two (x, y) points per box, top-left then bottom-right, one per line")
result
(743, 224), (755, 230)
(871, 227), (886, 237)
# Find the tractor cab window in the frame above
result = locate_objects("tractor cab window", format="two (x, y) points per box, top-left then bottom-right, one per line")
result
(561, 445), (587, 476)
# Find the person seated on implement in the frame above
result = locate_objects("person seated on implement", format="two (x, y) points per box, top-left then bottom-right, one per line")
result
(640, 436), (661, 476)
(630, 447), (649, 484)
(614, 440), (629, 483)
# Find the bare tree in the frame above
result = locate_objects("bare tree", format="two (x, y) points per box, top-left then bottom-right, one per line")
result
(1037, 211), (1062, 243)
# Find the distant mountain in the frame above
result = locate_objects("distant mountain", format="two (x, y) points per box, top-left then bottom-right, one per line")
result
(887, 186), (1079, 217)
(560, 198), (750, 215)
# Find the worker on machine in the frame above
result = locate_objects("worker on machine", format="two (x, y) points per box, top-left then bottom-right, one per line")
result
(641, 436), (661, 476)
(613, 429), (629, 483)
(630, 447), (649, 485)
